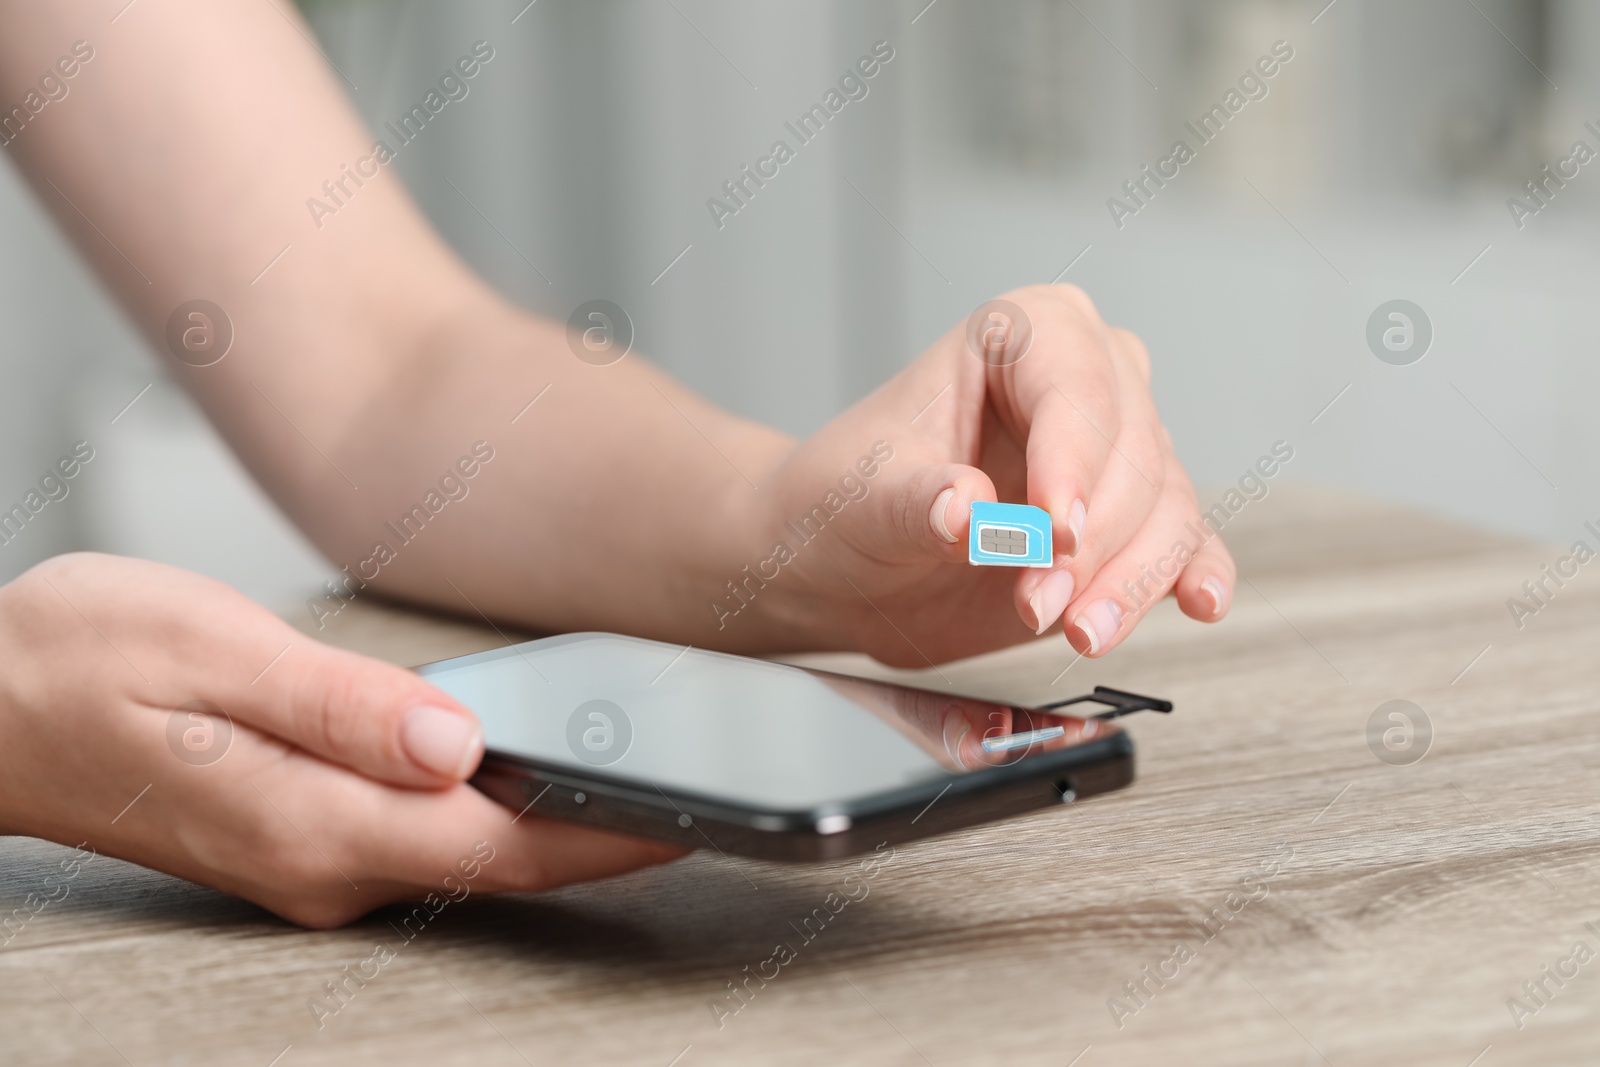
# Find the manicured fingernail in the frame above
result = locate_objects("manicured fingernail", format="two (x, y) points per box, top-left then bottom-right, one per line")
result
(403, 705), (484, 779)
(930, 487), (959, 544)
(1202, 576), (1230, 618)
(1027, 568), (1076, 635)
(1079, 718), (1100, 740)
(1070, 599), (1123, 655)
(1064, 498), (1086, 557)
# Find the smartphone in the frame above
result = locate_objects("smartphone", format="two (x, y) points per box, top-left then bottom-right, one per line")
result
(416, 633), (1167, 861)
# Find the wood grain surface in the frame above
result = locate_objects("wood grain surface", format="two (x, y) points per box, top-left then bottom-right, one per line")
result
(4, 486), (1600, 1066)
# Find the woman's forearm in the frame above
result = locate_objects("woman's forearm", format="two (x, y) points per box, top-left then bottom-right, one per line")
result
(320, 298), (807, 650)
(0, 0), (807, 647)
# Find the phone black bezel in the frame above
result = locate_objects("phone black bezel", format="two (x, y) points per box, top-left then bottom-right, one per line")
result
(441, 636), (1143, 861)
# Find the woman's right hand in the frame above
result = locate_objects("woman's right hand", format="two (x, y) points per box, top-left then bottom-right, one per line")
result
(0, 553), (681, 928)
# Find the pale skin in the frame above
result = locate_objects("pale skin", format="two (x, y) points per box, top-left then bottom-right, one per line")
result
(0, 0), (1234, 926)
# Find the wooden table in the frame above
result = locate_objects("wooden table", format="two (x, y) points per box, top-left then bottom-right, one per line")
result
(5, 487), (1600, 1066)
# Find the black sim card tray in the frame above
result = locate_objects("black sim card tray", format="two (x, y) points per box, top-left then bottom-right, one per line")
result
(1035, 686), (1173, 721)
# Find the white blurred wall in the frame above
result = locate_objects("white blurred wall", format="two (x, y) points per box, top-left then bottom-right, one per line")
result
(0, 0), (1595, 611)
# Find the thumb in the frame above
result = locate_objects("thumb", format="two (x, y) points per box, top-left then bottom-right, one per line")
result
(852, 460), (996, 564)
(219, 638), (484, 790)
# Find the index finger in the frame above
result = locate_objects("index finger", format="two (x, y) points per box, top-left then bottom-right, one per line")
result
(985, 285), (1122, 558)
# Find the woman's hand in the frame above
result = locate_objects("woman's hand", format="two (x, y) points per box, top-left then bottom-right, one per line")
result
(0, 553), (680, 928)
(751, 284), (1235, 667)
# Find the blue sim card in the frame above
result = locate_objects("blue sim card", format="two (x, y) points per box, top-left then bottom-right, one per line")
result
(968, 501), (1053, 568)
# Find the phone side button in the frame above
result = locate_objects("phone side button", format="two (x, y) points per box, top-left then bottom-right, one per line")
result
(816, 814), (852, 835)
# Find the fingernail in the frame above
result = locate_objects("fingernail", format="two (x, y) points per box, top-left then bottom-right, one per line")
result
(403, 705), (484, 779)
(930, 487), (959, 544)
(1027, 568), (1076, 635)
(1070, 599), (1123, 655)
(1064, 499), (1086, 557)
(1202, 576), (1230, 618)
(942, 706), (974, 767)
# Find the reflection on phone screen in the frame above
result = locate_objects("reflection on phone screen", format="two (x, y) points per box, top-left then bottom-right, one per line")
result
(421, 634), (1119, 809)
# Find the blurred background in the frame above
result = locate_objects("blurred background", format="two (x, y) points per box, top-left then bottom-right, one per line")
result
(2, 0), (1596, 613)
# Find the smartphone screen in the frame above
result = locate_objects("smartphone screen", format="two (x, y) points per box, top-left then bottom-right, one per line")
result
(417, 633), (1109, 811)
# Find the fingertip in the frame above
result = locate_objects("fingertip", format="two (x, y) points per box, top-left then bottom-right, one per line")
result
(1199, 575), (1231, 621)
(1064, 621), (1092, 657)
(1066, 598), (1122, 657)
(930, 487), (959, 544)
(1036, 492), (1088, 559)
(1063, 497), (1085, 557)
(1018, 566), (1075, 635)
(401, 704), (485, 782)
(1033, 494), (1083, 559)
(922, 468), (997, 555)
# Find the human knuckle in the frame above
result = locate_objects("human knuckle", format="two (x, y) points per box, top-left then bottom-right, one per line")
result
(31, 550), (110, 577)
(1129, 426), (1159, 466)
(11, 553), (91, 601)
(293, 662), (368, 757)
(1166, 474), (1189, 512)
(1, 569), (55, 619)
(890, 488), (916, 544)
(1111, 328), (1152, 381)
(1040, 282), (1098, 318)
(1167, 460), (1196, 499)
(1, 556), (115, 647)
(1001, 283), (1101, 331)
(1080, 390), (1119, 437)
